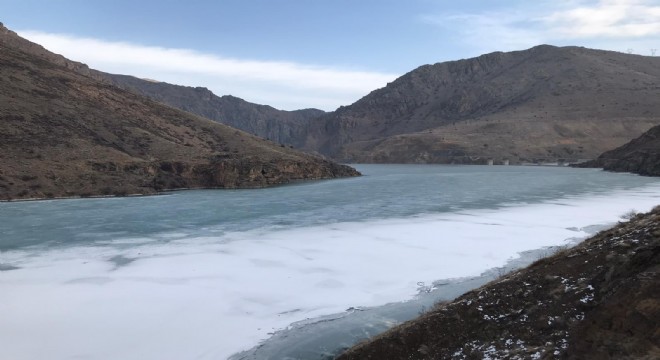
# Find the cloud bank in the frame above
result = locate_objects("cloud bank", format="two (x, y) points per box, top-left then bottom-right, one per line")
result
(544, 0), (660, 38)
(18, 31), (398, 111)
(423, 0), (660, 56)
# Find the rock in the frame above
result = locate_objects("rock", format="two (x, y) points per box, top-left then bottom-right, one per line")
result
(576, 125), (660, 176)
(102, 75), (325, 148)
(0, 23), (359, 201)
(337, 207), (660, 359)
(304, 45), (660, 164)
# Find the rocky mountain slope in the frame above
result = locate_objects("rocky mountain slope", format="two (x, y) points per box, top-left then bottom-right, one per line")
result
(71, 45), (660, 166)
(338, 207), (660, 359)
(577, 124), (660, 176)
(0, 24), (358, 200)
(304, 45), (660, 164)
(103, 74), (325, 147)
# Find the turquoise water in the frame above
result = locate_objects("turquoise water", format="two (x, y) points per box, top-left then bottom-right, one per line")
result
(1, 165), (657, 251)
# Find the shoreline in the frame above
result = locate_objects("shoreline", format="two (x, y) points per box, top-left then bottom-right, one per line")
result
(0, 173), (360, 203)
(7, 163), (647, 204)
(338, 207), (660, 359)
(229, 222), (612, 359)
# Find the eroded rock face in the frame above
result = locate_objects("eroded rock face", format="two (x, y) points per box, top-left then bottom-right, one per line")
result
(151, 158), (358, 190)
(0, 23), (359, 201)
(103, 75), (325, 148)
(338, 209), (660, 360)
(577, 125), (660, 176)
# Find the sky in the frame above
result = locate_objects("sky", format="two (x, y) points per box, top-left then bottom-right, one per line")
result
(2, 0), (659, 110)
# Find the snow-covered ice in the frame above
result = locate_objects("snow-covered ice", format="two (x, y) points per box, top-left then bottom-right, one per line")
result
(1, 181), (660, 359)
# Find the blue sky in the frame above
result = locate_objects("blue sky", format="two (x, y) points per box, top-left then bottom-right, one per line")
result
(2, 0), (659, 110)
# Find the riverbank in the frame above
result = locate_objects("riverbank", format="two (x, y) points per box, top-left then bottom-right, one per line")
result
(338, 207), (660, 359)
(229, 234), (595, 360)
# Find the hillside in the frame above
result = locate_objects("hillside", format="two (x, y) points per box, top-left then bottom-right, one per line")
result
(0, 24), (358, 200)
(339, 207), (660, 359)
(577, 124), (660, 176)
(304, 45), (660, 164)
(103, 74), (325, 147)
(58, 45), (660, 166)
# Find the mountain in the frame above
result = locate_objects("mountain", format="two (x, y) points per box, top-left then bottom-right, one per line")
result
(339, 207), (660, 359)
(577, 124), (660, 176)
(62, 45), (659, 166)
(0, 24), (325, 151)
(303, 45), (660, 164)
(0, 23), (358, 200)
(102, 74), (325, 148)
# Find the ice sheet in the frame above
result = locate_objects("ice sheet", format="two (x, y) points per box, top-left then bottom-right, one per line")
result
(1, 185), (659, 360)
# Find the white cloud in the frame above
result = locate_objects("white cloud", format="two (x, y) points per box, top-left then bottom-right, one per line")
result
(422, 0), (660, 56)
(422, 12), (545, 54)
(18, 31), (399, 111)
(543, 0), (660, 38)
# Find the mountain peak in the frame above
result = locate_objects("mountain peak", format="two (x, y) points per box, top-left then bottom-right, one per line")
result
(302, 44), (660, 163)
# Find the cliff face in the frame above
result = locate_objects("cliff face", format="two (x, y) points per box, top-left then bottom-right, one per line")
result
(0, 24), (359, 200)
(304, 45), (660, 164)
(577, 125), (660, 176)
(338, 208), (660, 359)
(103, 74), (325, 147)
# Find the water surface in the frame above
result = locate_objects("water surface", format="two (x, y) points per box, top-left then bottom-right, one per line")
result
(1, 165), (659, 360)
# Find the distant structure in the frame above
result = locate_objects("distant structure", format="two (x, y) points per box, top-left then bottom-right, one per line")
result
(627, 48), (634, 54)
(652, 49), (657, 56)
(487, 159), (494, 166)
(503, 159), (510, 166)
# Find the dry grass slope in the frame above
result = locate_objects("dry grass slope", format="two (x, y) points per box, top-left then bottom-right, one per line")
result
(0, 24), (358, 200)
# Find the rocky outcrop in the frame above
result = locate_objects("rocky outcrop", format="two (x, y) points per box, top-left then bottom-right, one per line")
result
(304, 45), (660, 163)
(0, 23), (106, 81)
(0, 23), (359, 200)
(338, 207), (660, 359)
(148, 157), (358, 191)
(102, 74), (325, 147)
(576, 125), (660, 176)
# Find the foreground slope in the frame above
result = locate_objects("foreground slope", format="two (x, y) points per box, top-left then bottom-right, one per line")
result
(0, 24), (358, 200)
(339, 208), (660, 359)
(306, 45), (660, 163)
(577, 124), (660, 176)
(103, 74), (325, 147)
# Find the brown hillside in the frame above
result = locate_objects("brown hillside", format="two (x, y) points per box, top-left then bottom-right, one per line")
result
(338, 207), (660, 359)
(103, 74), (325, 148)
(0, 24), (358, 200)
(578, 124), (660, 176)
(51, 44), (659, 166)
(305, 45), (660, 164)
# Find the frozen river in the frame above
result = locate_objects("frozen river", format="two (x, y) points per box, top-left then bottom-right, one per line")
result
(1, 165), (660, 359)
